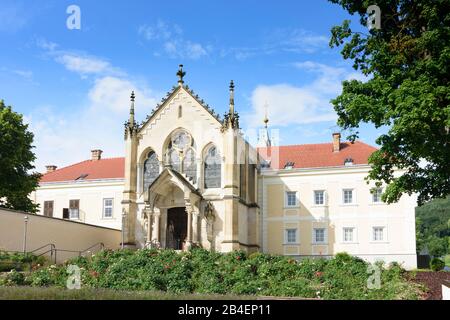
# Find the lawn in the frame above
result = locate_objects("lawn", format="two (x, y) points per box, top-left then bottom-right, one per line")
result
(0, 286), (252, 300)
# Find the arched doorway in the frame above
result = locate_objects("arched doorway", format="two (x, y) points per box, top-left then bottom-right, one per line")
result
(166, 207), (187, 250)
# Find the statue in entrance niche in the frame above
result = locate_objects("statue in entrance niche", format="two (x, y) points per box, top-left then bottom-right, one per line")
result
(167, 220), (175, 249)
(204, 201), (216, 242)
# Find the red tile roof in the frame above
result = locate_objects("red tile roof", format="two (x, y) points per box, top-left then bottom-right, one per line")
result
(40, 158), (125, 183)
(257, 141), (377, 170)
(40, 141), (377, 183)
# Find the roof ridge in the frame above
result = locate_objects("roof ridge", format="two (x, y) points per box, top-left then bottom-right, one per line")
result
(41, 157), (125, 175)
(257, 140), (376, 149)
(42, 159), (91, 175)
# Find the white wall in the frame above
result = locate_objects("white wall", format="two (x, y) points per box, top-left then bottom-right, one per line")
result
(32, 179), (124, 229)
(0, 208), (121, 263)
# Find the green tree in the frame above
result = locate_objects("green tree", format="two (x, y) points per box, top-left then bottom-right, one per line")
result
(329, 0), (450, 205)
(415, 196), (450, 256)
(0, 100), (41, 212)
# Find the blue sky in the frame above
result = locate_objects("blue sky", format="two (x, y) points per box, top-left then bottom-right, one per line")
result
(0, 0), (384, 171)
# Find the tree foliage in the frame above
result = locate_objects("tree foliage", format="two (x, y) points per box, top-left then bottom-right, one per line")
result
(416, 196), (450, 257)
(0, 100), (40, 212)
(329, 0), (450, 205)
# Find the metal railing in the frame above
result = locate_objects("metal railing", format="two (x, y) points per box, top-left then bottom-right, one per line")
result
(1, 242), (105, 267)
(51, 242), (105, 263)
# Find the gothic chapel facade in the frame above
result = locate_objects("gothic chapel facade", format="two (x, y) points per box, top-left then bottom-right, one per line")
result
(122, 65), (259, 252)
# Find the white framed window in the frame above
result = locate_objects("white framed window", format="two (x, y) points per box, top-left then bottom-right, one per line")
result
(314, 190), (325, 205)
(313, 228), (326, 244)
(285, 229), (297, 244)
(342, 189), (354, 204)
(69, 199), (79, 220)
(103, 198), (114, 218)
(343, 227), (354, 242)
(372, 188), (383, 203)
(286, 191), (298, 207)
(372, 227), (385, 241)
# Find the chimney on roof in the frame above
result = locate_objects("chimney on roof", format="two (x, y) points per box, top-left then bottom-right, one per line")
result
(91, 149), (103, 161)
(45, 165), (57, 173)
(332, 133), (341, 152)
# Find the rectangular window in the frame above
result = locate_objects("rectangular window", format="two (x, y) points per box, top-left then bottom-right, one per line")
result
(343, 189), (354, 204)
(314, 190), (324, 205)
(69, 199), (80, 220)
(343, 227), (354, 242)
(286, 229), (297, 243)
(314, 228), (326, 243)
(286, 191), (297, 207)
(373, 227), (385, 241)
(103, 198), (113, 218)
(372, 188), (383, 203)
(43, 201), (54, 217)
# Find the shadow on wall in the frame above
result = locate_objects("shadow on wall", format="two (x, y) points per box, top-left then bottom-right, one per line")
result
(0, 208), (121, 263)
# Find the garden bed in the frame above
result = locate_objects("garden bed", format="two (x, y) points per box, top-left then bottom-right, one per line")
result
(408, 271), (450, 300)
(0, 249), (425, 300)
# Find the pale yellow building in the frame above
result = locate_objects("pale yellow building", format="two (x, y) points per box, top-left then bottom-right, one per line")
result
(32, 66), (417, 269)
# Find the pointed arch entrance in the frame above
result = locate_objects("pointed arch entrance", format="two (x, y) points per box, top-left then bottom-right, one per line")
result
(143, 168), (203, 250)
(166, 207), (187, 250)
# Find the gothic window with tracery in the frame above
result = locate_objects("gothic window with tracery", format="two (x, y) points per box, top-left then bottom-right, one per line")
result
(165, 129), (197, 183)
(143, 151), (159, 191)
(204, 146), (221, 188)
(183, 148), (197, 183)
(169, 149), (181, 172)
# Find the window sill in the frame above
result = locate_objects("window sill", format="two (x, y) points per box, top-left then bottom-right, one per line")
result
(311, 205), (327, 208)
(284, 206), (300, 209)
(102, 217), (114, 220)
(339, 203), (358, 207)
(283, 243), (300, 246)
(370, 241), (389, 244)
(312, 242), (328, 245)
(341, 242), (359, 244)
(369, 202), (385, 206)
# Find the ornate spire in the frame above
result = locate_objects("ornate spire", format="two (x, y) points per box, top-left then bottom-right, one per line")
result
(124, 90), (137, 139)
(176, 64), (186, 86)
(229, 80), (235, 115)
(221, 80), (239, 131)
(262, 101), (271, 147)
(263, 101), (269, 129)
(130, 90), (135, 115)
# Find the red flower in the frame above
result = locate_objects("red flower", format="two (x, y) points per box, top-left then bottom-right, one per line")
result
(315, 271), (323, 278)
(236, 256), (241, 260)
(90, 271), (99, 278)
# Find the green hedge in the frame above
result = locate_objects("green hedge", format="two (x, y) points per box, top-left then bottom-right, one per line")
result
(0, 249), (423, 299)
(0, 251), (47, 272)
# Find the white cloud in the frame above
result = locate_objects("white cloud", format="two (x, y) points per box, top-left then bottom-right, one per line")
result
(27, 76), (158, 172)
(88, 76), (157, 113)
(56, 54), (121, 76)
(29, 41), (159, 172)
(12, 69), (33, 80)
(222, 28), (329, 61)
(247, 84), (336, 127)
(139, 20), (211, 60)
(37, 39), (123, 78)
(243, 61), (367, 129)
